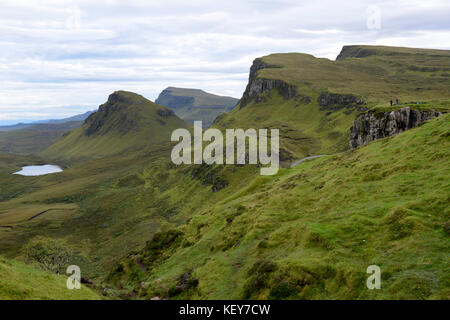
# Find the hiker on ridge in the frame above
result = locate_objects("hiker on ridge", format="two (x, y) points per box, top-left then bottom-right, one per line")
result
(396, 98), (399, 105)
(390, 99), (393, 106)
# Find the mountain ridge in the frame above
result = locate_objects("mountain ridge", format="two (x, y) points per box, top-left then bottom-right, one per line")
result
(155, 87), (238, 128)
(0, 111), (94, 132)
(213, 45), (450, 164)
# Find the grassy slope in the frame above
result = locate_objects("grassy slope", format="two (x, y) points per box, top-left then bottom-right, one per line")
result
(41, 91), (190, 163)
(214, 46), (450, 162)
(0, 256), (100, 300)
(156, 87), (238, 127)
(0, 146), (260, 279)
(216, 91), (359, 162)
(110, 114), (450, 300)
(261, 46), (450, 102)
(0, 46), (448, 299)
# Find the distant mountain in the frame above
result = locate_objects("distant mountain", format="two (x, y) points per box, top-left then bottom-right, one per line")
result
(42, 91), (190, 162)
(0, 123), (31, 132)
(0, 111), (94, 132)
(0, 121), (86, 155)
(155, 87), (238, 127)
(34, 111), (95, 125)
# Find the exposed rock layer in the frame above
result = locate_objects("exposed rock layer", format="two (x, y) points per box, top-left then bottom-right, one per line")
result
(349, 107), (442, 148)
(318, 92), (365, 108)
(85, 93), (138, 136)
(239, 58), (300, 109)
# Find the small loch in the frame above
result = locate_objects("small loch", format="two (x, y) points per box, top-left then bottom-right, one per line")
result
(13, 165), (63, 176)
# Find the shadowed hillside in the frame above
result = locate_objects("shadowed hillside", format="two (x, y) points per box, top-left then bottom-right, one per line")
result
(0, 121), (83, 155)
(0, 112), (94, 154)
(156, 87), (238, 128)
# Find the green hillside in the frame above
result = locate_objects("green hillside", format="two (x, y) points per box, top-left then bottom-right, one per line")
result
(42, 91), (191, 163)
(0, 45), (448, 300)
(0, 142), (258, 278)
(107, 113), (450, 300)
(0, 256), (101, 300)
(214, 45), (450, 164)
(155, 87), (238, 128)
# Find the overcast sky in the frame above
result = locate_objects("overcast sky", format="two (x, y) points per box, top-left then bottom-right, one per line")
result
(0, 0), (449, 124)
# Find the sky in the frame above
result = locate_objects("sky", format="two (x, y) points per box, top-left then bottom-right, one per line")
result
(0, 0), (449, 125)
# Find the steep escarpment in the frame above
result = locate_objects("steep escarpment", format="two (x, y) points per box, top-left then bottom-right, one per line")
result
(84, 92), (175, 137)
(214, 46), (450, 163)
(42, 91), (189, 162)
(238, 58), (301, 109)
(213, 53), (370, 162)
(349, 107), (442, 148)
(155, 87), (238, 128)
(336, 45), (450, 61)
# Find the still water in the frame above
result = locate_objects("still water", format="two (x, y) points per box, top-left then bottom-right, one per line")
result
(13, 164), (63, 176)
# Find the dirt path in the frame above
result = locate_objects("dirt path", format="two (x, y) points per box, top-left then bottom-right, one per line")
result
(134, 256), (146, 273)
(27, 208), (68, 221)
(290, 155), (329, 168)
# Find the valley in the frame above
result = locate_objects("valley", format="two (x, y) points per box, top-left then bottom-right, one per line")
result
(0, 45), (449, 300)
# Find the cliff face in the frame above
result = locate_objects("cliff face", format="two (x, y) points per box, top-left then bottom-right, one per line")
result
(318, 92), (365, 110)
(84, 92), (142, 136)
(349, 107), (442, 148)
(238, 58), (300, 109)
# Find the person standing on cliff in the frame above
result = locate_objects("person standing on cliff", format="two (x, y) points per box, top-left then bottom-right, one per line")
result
(396, 98), (399, 105)
(390, 99), (393, 106)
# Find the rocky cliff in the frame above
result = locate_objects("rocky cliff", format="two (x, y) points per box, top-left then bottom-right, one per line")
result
(349, 107), (442, 148)
(238, 58), (301, 109)
(84, 91), (143, 136)
(318, 92), (365, 111)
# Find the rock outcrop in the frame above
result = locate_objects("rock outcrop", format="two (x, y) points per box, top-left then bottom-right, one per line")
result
(84, 92), (138, 136)
(156, 108), (175, 117)
(349, 107), (442, 149)
(239, 58), (303, 109)
(318, 92), (365, 110)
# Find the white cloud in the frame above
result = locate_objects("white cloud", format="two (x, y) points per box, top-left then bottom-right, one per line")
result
(0, 0), (449, 124)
